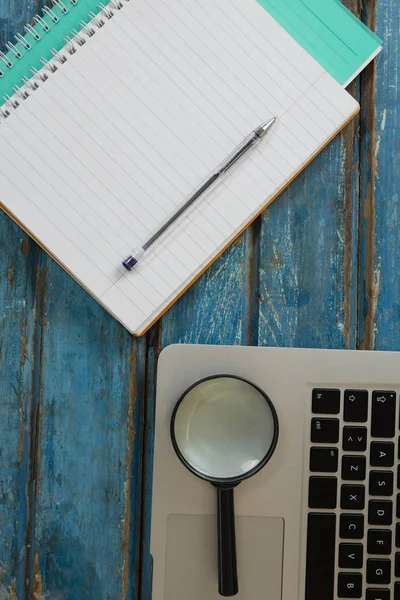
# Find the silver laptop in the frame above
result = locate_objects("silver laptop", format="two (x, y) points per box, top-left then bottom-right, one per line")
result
(150, 345), (400, 600)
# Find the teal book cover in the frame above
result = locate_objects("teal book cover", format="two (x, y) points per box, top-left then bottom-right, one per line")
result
(258, 0), (382, 86)
(0, 0), (382, 103)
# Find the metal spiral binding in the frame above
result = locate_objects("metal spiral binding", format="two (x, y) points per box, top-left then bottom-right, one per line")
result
(0, 52), (13, 69)
(5, 42), (22, 59)
(24, 24), (41, 41)
(42, 6), (60, 22)
(14, 34), (31, 50)
(69, 29), (87, 46)
(50, 0), (69, 14)
(33, 15), (50, 32)
(0, 0), (128, 122)
(87, 11), (105, 28)
(62, 35), (77, 54)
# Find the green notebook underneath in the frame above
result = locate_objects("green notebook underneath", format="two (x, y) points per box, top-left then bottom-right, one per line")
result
(259, 0), (382, 86)
(0, 0), (382, 102)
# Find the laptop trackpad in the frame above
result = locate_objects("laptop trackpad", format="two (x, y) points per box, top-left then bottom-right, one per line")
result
(165, 515), (284, 600)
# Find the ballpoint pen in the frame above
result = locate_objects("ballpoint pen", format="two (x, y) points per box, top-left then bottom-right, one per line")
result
(122, 116), (277, 270)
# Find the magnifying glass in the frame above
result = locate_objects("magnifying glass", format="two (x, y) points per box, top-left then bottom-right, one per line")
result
(170, 374), (279, 597)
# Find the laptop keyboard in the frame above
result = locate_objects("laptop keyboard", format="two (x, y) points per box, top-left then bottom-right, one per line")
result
(306, 388), (399, 600)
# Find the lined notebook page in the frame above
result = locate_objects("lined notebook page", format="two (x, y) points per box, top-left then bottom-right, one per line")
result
(0, 0), (359, 334)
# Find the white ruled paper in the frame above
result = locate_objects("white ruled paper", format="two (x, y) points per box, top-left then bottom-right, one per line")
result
(0, 0), (359, 334)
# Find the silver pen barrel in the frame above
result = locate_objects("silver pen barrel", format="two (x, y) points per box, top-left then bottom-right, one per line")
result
(122, 116), (276, 270)
(218, 132), (259, 174)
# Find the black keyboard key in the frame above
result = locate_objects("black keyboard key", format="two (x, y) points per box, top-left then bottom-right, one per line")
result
(308, 477), (337, 509)
(398, 464), (400, 488)
(340, 485), (365, 510)
(397, 494), (400, 519)
(338, 573), (362, 598)
(368, 500), (393, 525)
(311, 418), (339, 443)
(397, 523), (400, 548)
(344, 390), (368, 422)
(339, 543), (363, 568)
(395, 583), (400, 600)
(367, 529), (392, 555)
(396, 553), (400, 578)
(366, 590), (390, 600)
(371, 391), (396, 438)
(310, 447), (338, 472)
(312, 389), (340, 414)
(305, 513), (336, 600)
(370, 442), (394, 467)
(342, 455), (366, 481)
(340, 514), (364, 539)
(369, 471), (394, 496)
(343, 426), (367, 451)
(398, 436), (400, 459)
(367, 558), (391, 585)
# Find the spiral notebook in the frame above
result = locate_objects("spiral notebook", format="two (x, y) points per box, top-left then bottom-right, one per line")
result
(0, 0), (363, 335)
(0, 0), (382, 100)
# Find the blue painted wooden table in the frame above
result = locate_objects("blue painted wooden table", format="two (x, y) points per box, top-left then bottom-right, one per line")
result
(0, 0), (398, 598)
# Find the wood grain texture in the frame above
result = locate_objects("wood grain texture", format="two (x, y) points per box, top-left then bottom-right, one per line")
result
(0, 226), (146, 599)
(0, 215), (39, 600)
(31, 257), (145, 600)
(256, 124), (360, 349)
(160, 231), (255, 346)
(359, 0), (400, 350)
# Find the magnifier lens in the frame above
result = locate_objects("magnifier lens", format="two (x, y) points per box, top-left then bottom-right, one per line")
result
(173, 377), (276, 480)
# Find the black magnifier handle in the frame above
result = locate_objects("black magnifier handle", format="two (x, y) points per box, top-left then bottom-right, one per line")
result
(217, 486), (239, 597)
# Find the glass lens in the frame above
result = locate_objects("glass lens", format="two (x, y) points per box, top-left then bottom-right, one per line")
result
(172, 376), (276, 480)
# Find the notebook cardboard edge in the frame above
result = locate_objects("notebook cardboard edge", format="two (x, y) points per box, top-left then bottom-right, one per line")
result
(342, 46), (383, 88)
(0, 106), (360, 336)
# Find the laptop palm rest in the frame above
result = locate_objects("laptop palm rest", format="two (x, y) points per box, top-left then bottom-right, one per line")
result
(165, 515), (284, 600)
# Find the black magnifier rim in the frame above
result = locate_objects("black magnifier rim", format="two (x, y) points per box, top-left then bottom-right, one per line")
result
(170, 373), (279, 486)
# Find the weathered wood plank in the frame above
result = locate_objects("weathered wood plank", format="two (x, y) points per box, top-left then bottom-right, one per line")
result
(256, 124), (360, 349)
(0, 213), (39, 600)
(359, 0), (400, 350)
(256, 0), (361, 351)
(160, 230), (256, 346)
(138, 329), (159, 600)
(31, 255), (146, 600)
